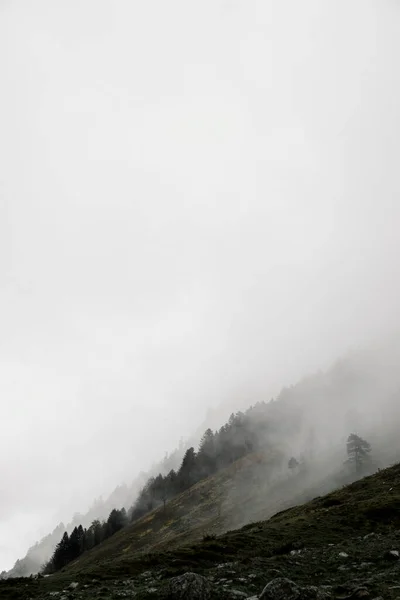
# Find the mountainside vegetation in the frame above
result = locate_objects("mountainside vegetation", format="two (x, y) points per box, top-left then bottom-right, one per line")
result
(1, 446), (187, 579)
(2, 461), (400, 599)
(3, 341), (400, 589)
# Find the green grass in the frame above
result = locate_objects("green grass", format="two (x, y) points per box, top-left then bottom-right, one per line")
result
(50, 462), (400, 578)
(2, 461), (400, 599)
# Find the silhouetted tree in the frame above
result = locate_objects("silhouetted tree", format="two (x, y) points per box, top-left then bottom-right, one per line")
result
(46, 531), (70, 572)
(107, 508), (128, 535)
(197, 429), (217, 477)
(177, 447), (197, 490)
(346, 433), (371, 474)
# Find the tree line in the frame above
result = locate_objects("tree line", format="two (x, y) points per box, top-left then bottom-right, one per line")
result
(42, 509), (128, 573)
(130, 410), (258, 521)
(42, 405), (271, 573)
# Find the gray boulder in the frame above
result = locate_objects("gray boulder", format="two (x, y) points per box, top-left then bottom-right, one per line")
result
(260, 578), (301, 600)
(259, 578), (330, 600)
(164, 572), (213, 599)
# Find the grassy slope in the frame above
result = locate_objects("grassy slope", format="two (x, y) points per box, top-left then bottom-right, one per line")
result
(62, 461), (399, 577)
(76, 465), (400, 574)
(61, 449), (285, 574)
(2, 460), (400, 598)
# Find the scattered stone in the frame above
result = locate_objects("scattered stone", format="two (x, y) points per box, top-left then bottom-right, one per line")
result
(217, 562), (237, 569)
(259, 577), (330, 600)
(363, 533), (375, 540)
(259, 579), (301, 600)
(68, 582), (79, 590)
(164, 572), (212, 599)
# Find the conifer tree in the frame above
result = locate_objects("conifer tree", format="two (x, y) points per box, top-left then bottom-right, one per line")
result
(346, 433), (371, 474)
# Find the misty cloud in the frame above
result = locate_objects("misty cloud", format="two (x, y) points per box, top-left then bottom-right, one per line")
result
(1, 0), (400, 571)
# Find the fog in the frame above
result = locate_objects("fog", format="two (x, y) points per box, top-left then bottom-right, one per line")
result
(1, 0), (400, 572)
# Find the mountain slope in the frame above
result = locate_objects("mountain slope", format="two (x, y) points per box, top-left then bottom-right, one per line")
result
(2, 461), (400, 599)
(4, 338), (400, 595)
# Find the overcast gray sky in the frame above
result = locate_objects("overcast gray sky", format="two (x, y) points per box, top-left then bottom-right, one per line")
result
(1, 0), (400, 571)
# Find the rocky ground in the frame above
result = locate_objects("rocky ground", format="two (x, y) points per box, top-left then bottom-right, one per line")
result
(3, 528), (400, 599)
(3, 464), (400, 599)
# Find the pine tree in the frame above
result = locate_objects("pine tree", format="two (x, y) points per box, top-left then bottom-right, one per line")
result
(177, 447), (197, 489)
(50, 531), (70, 572)
(197, 429), (216, 477)
(346, 433), (371, 474)
(107, 508), (128, 535)
(91, 519), (103, 546)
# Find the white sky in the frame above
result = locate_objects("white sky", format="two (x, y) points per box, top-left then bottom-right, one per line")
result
(1, 0), (400, 571)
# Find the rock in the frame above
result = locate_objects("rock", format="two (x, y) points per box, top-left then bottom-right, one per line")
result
(384, 549), (399, 560)
(68, 581), (79, 590)
(259, 578), (330, 600)
(217, 562), (237, 569)
(337, 585), (371, 600)
(165, 572), (213, 599)
(229, 591), (248, 598)
(339, 552), (349, 558)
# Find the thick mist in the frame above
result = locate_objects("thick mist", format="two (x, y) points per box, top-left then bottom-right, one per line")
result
(1, 0), (400, 572)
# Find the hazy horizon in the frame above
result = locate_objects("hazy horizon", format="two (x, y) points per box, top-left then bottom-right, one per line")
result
(1, 0), (400, 571)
